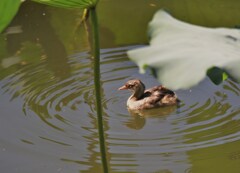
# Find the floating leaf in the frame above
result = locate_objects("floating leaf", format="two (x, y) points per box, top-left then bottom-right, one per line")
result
(0, 0), (21, 33)
(32, 0), (98, 9)
(127, 10), (240, 90)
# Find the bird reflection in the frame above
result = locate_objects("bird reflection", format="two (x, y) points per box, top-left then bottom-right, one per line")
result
(125, 106), (177, 130)
(125, 114), (146, 130)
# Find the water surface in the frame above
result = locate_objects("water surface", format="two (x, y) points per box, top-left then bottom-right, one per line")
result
(1, 1), (240, 173)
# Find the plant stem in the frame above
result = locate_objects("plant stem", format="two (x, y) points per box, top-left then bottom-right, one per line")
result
(90, 7), (109, 173)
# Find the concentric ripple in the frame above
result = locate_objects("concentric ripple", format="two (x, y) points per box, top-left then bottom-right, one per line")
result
(1, 45), (240, 172)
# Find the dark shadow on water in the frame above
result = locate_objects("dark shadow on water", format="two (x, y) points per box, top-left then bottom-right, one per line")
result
(5, 1), (70, 79)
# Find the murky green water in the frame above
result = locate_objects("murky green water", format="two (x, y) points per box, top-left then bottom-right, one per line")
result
(1, 0), (240, 173)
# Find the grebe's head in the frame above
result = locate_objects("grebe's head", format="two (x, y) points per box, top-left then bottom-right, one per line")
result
(118, 79), (145, 92)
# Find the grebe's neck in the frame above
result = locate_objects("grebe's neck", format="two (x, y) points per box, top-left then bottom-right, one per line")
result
(130, 83), (145, 100)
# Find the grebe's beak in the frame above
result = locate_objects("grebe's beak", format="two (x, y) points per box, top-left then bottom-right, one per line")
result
(118, 85), (128, 90)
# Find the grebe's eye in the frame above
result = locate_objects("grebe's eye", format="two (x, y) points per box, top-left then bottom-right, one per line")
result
(127, 84), (134, 88)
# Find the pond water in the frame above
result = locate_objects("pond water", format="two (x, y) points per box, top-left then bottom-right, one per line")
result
(1, 0), (240, 173)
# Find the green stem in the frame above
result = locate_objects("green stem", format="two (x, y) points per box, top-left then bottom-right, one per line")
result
(90, 7), (109, 173)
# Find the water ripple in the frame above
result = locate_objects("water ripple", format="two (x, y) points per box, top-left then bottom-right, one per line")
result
(1, 46), (240, 172)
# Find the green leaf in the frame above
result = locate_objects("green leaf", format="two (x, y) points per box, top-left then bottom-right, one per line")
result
(32, 0), (98, 9)
(127, 10), (240, 89)
(0, 0), (21, 33)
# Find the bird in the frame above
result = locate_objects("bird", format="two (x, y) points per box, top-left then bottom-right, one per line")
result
(118, 79), (179, 110)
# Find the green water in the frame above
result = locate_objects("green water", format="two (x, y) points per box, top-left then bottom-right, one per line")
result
(1, 0), (240, 173)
